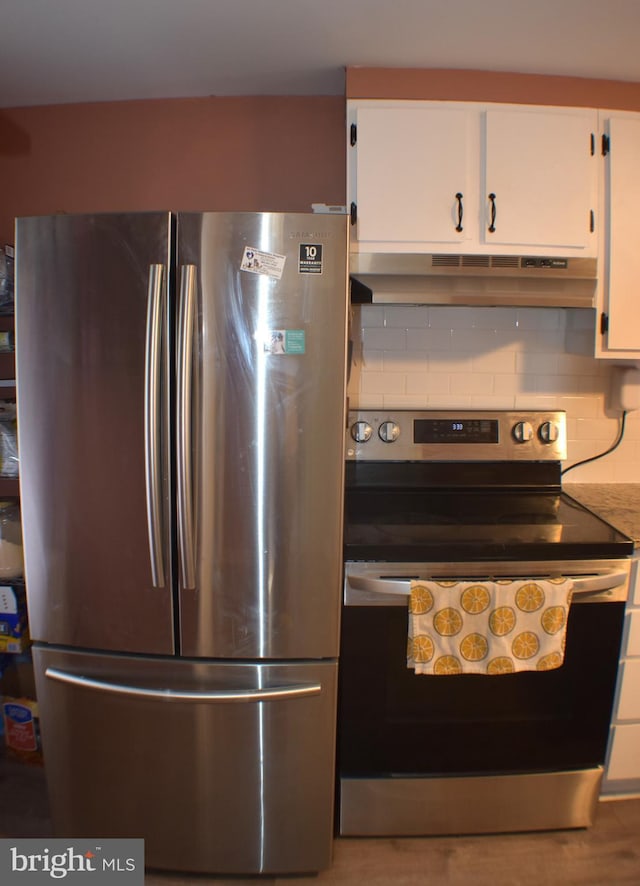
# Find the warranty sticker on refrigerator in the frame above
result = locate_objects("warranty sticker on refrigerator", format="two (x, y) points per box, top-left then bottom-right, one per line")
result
(264, 330), (306, 355)
(240, 247), (286, 279)
(298, 243), (323, 274)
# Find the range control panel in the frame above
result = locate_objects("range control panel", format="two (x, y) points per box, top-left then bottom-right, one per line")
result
(346, 410), (567, 462)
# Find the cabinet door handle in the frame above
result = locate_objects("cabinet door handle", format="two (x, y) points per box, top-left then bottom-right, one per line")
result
(455, 192), (464, 232)
(488, 193), (497, 233)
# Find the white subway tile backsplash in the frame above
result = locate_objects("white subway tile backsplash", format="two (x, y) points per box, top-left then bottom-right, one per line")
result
(360, 371), (406, 396)
(426, 394), (474, 408)
(566, 308), (598, 331)
(517, 328), (567, 352)
(362, 327), (407, 351)
(451, 328), (498, 353)
(427, 307), (480, 329)
(471, 349), (517, 374)
(383, 393), (431, 408)
(358, 305), (385, 328)
(468, 308), (520, 331)
(406, 327), (453, 350)
(384, 306), (430, 328)
(514, 308), (564, 331)
(347, 305), (636, 482)
(515, 352), (559, 375)
(406, 373), (450, 395)
(450, 373), (494, 395)
(359, 349), (383, 371)
(470, 394), (517, 409)
(574, 418), (618, 441)
(383, 350), (429, 373)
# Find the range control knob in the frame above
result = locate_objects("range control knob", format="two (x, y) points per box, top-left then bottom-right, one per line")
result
(512, 420), (534, 443)
(379, 421), (401, 443)
(351, 421), (373, 444)
(539, 421), (560, 444)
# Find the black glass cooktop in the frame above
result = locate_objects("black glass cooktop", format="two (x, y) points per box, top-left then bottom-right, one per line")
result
(344, 463), (634, 561)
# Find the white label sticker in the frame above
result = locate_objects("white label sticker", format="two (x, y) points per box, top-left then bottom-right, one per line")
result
(240, 247), (286, 279)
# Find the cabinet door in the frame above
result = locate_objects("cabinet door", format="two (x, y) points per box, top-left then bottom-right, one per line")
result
(353, 106), (473, 245)
(598, 114), (640, 354)
(616, 659), (640, 720)
(484, 108), (596, 250)
(606, 724), (640, 782)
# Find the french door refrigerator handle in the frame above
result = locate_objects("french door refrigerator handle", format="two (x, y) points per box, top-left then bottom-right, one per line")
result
(177, 264), (197, 590)
(45, 668), (321, 703)
(144, 263), (166, 588)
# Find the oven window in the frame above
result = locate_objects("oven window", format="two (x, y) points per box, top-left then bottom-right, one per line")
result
(338, 602), (625, 777)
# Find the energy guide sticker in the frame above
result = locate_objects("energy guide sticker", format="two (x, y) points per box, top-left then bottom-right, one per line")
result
(240, 247), (286, 279)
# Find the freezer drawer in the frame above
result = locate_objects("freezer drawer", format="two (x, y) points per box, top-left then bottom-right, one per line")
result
(33, 646), (338, 875)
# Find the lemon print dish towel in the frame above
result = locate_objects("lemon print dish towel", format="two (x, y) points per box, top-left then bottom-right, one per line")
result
(407, 578), (574, 675)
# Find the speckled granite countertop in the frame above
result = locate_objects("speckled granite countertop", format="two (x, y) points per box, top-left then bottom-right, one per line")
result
(564, 484), (640, 547)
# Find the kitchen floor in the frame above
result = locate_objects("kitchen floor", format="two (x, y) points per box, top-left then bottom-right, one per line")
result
(2, 750), (640, 885)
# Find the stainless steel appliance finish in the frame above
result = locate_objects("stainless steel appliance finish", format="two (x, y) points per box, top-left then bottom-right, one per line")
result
(339, 408), (633, 838)
(16, 211), (349, 874)
(349, 253), (597, 307)
(345, 559), (630, 606)
(341, 770), (603, 836)
(346, 408), (567, 462)
(34, 647), (337, 874)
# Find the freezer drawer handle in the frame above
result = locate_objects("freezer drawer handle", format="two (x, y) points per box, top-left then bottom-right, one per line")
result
(45, 668), (321, 703)
(347, 571), (628, 597)
(177, 264), (197, 590)
(144, 263), (166, 588)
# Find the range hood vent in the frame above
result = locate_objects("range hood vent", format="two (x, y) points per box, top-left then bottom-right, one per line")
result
(350, 253), (597, 308)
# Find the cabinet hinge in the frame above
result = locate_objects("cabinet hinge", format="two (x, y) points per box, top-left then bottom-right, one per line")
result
(350, 202), (357, 226)
(602, 134), (610, 156)
(590, 210), (595, 233)
(590, 133), (595, 156)
(350, 123), (357, 147)
(600, 312), (609, 335)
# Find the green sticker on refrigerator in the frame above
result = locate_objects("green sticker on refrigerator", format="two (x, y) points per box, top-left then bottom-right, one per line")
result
(265, 329), (306, 355)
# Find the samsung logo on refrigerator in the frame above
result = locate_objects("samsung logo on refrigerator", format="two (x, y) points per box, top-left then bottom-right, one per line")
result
(288, 231), (334, 239)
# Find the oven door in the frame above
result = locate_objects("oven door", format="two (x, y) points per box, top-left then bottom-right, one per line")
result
(339, 559), (629, 836)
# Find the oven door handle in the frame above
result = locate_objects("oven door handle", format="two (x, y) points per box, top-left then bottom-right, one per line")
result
(347, 571), (629, 597)
(572, 571), (628, 595)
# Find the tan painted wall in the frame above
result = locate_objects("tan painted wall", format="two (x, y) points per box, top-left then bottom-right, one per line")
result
(0, 96), (345, 243)
(3, 68), (640, 247)
(346, 67), (640, 108)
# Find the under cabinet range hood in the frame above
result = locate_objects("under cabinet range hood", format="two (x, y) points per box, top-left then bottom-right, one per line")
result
(350, 253), (598, 308)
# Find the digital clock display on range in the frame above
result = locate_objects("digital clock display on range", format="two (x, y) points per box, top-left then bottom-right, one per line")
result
(413, 419), (499, 444)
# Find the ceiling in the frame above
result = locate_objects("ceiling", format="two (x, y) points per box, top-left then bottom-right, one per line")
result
(2, 0), (640, 109)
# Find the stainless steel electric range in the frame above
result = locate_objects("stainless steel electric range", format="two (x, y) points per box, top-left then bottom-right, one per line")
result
(339, 409), (634, 837)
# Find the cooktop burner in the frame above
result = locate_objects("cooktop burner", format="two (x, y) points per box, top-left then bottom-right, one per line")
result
(344, 409), (634, 562)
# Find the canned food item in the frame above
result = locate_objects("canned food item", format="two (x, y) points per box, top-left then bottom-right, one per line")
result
(0, 501), (23, 578)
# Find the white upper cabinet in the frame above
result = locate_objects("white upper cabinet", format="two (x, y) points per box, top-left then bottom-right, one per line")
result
(596, 112), (640, 357)
(348, 100), (598, 258)
(484, 108), (595, 250)
(353, 105), (473, 245)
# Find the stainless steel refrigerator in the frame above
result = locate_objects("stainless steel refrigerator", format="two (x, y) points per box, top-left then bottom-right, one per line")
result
(15, 211), (348, 875)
